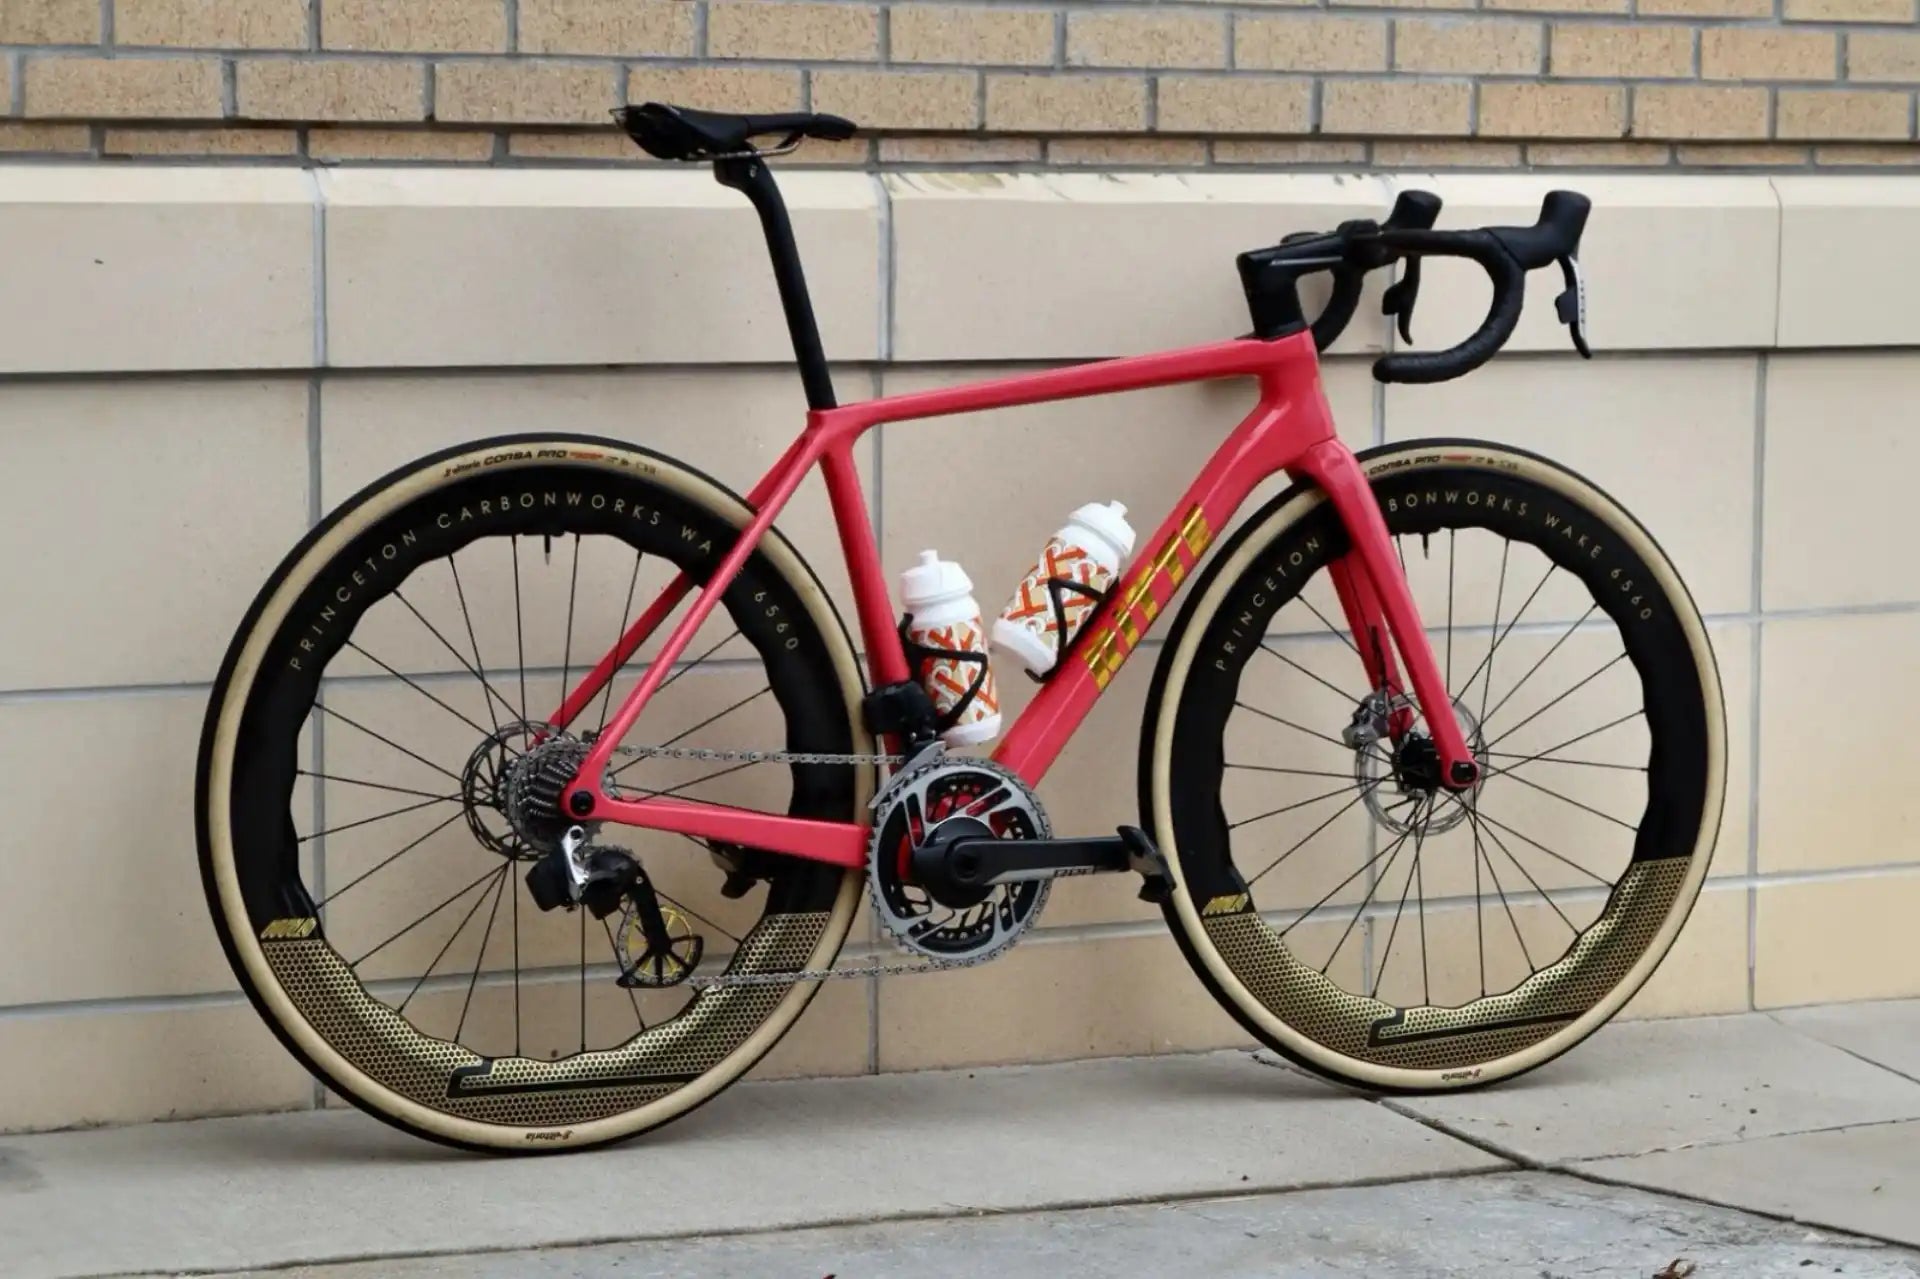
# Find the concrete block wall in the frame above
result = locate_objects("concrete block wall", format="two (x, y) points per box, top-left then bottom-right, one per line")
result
(0, 164), (1915, 1131)
(0, 1), (1919, 167)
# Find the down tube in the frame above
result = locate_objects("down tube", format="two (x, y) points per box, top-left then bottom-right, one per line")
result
(992, 391), (1311, 786)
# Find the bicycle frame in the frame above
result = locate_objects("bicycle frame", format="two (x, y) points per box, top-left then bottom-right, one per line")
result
(550, 328), (1477, 870)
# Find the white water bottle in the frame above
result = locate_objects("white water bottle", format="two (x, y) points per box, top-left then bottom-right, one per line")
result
(993, 502), (1137, 678)
(900, 550), (1002, 746)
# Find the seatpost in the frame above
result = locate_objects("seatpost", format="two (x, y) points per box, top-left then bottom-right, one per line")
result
(714, 156), (837, 411)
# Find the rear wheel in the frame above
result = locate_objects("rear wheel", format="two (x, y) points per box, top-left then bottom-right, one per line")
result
(197, 435), (870, 1151)
(1142, 440), (1724, 1091)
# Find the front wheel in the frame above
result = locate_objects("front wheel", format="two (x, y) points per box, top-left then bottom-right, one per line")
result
(1142, 439), (1725, 1091)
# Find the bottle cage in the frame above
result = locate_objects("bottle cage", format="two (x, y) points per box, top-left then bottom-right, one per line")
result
(898, 615), (992, 734)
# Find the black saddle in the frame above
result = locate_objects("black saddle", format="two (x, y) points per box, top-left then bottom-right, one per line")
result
(615, 102), (857, 162)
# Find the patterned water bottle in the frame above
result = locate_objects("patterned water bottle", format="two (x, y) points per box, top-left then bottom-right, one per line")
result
(899, 550), (1001, 746)
(993, 501), (1136, 678)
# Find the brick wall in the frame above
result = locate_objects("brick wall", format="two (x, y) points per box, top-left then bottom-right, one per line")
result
(0, 0), (1917, 167)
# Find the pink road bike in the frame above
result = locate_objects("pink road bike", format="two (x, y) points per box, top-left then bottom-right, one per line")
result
(198, 104), (1726, 1152)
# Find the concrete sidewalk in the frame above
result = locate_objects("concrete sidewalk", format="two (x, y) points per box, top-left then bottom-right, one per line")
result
(0, 1002), (1915, 1278)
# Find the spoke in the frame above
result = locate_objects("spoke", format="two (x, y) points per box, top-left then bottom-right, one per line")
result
(1229, 778), (1374, 832)
(1473, 814), (1582, 935)
(1483, 653), (1630, 752)
(1315, 819), (1419, 970)
(1245, 779), (1386, 892)
(1491, 709), (1646, 774)
(315, 811), (464, 911)
(511, 855), (522, 1056)
(560, 534), (581, 716)
(1472, 802), (1486, 998)
(345, 642), (495, 740)
(1371, 799), (1433, 1000)
(1226, 762), (1368, 782)
(1466, 807), (1536, 973)
(1234, 700), (1351, 752)
(604, 917), (647, 1031)
(511, 538), (529, 727)
(1416, 817), (1430, 1005)
(392, 589), (523, 732)
(454, 869), (509, 1040)
(1300, 596), (1362, 659)
(319, 704), (463, 784)
(1482, 604), (1597, 728)
(351, 864), (501, 970)
(1453, 800), (1615, 887)
(1463, 540), (1510, 715)
(598, 549), (646, 734)
(448, 554), (507, 732)
(610, 685), (773, 779)
(1482, 763), (1638, 833)
(657, 890), (745, 948)
(1445, 530), (1456, 692)
(298, 793), (458, 844)
(1458, 556), (1565, 719)
(579, 902), (587, 1055)
(1484, 750), (1644, 774)
(298, 769), (452, 802)
(1259, 641), (1363, 706)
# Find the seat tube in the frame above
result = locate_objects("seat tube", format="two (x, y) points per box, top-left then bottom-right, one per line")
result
(714, 156), (838, 411)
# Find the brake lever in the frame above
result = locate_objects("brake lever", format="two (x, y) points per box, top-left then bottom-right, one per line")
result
(1381, 257), (1422, 345)
(1555, 254), (1591, 359)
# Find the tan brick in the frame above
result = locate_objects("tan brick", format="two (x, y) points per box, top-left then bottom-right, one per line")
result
(1784, 0), (1914, 20)
(1066, 11), (1224, 69)
(1048, 136), (1208, 165)
(811, 69), (976, 130)
(1373, 139), (1521, 166)
(1155, 75), (1311, 134)
(1778, 88), (1912, 139)
(1394, 18), (1542, 74)
(1552, 23), (1693, 77)
(983, 73), (1147, 131)
(310, 127), (497, 160)
(1632, 85), (1769, 139)
(103, 126), (299, 154)
(0, 56), (9, 112)
(1851, 33), (1920, 83)
(880, 135), (1044, 162)
(1486, 0), (1627, 13)
(0, 122), (93, 152)
(236, 58), (426, 122)
(888, 6), (1053, 67)
(508, 129), (641, 159)
(1212, 138), (1367, 163)
(626, 65), (801, 114)
(1321, 79), (1471, 135)
(1703, 29), (1835, 81)
(1331, 0), (1471, 8)
(116, 0), (307, 49)
(1638, 0), (1768, 13)
(1817, 142), (1920, 164)
(434, 60), (612, 124)
(708, 2), (877, 61)
(1675, 142), (1811, 164)
(517, 0), (693, 56)
(1479, 82), (1624, 136)
(1529, 140), (1671, 164)
(25, 56), (222, 119)
(324, 0), (507, 52)
(0, 0), (98, 43)
(1236, 16), (1388, 71)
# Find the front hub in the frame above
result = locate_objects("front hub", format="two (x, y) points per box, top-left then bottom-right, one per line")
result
(1354, 700), (1486, 836)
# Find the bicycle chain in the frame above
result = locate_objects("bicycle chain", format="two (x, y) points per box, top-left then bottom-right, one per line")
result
(598, 741), (987, 988)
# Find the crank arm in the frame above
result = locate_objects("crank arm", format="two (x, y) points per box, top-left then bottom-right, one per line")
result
(941, 825), (1169, 890)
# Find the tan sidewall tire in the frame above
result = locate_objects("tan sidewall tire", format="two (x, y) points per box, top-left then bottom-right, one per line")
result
(1148, 441), (1725, 1091)
(201, 440), (871, 1151)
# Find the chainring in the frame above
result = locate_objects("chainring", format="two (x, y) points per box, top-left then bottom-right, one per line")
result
(867, 756), (1051, 963)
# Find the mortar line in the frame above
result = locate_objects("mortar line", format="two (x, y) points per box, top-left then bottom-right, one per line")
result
(1764, 1013), (1920, 1088)
(1747, 352), (1766, 1012)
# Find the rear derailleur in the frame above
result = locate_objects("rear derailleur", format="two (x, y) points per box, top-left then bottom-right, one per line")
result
(525, 826), (704, 989)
